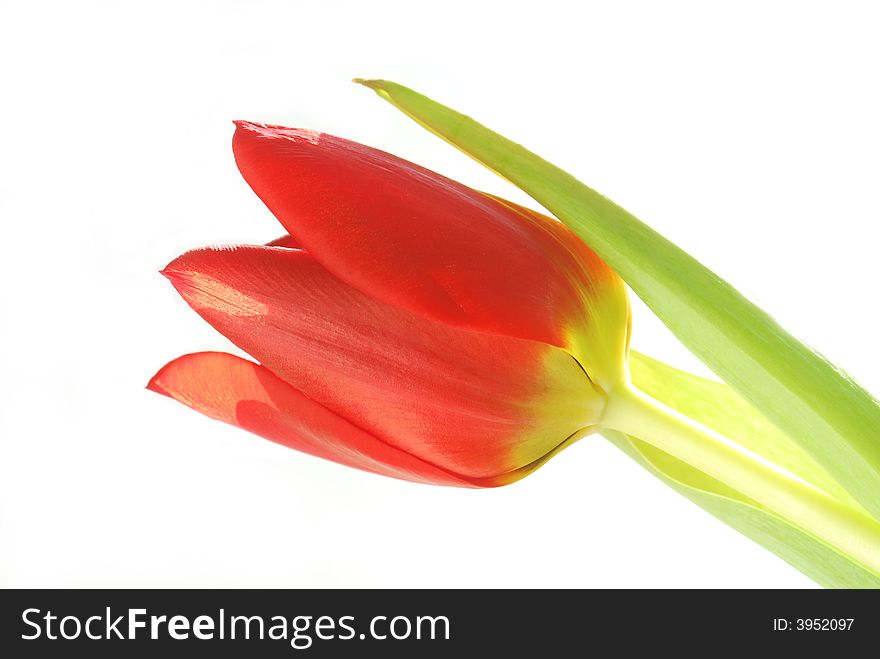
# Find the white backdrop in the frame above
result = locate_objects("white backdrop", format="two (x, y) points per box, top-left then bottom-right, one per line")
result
(2, 0), (878, 588)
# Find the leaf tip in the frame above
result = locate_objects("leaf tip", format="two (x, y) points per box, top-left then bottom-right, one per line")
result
(352, 78), (396, 103)
(352, 77), (380, 89)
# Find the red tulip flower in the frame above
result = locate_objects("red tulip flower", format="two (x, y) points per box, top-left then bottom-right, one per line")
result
(149, 121), (631, 487)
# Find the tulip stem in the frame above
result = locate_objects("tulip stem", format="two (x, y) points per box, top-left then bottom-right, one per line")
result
(601, 384), (880, 575)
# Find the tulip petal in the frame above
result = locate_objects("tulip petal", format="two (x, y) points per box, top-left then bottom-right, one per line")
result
(232, 121), (629, 388)
(162, 245), (600, 481)
(148, 351), (476, 486)
(266, 234), (300, 249)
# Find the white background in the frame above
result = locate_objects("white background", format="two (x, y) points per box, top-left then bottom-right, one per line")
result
(1, 0), (878, 588)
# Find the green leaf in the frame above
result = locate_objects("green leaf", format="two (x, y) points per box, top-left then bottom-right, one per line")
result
(611, 351), (880, 588)
(356, 79), (880, 519)
(605, 429), (880, 588)
(629, 351), (864, 510)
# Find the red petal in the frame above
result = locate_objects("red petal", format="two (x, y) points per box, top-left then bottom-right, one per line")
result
(163, 246), (600, 480)
(265, 234), (300, 249)
(148, 352), (475, 486)
(232, 121), (628, 386)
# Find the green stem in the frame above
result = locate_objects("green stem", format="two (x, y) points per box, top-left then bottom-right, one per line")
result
(601, 384), (880, 575)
